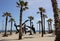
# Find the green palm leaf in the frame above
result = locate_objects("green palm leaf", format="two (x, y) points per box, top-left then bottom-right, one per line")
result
(9, 17), (15, 22)
(28, 16), (34, 20)
(20, 1), (24, 6)
(39, 7), (45, 12)
(25, 7), (29, 9)
(24, 2), (28, 6)
(2, 12), (12, 17)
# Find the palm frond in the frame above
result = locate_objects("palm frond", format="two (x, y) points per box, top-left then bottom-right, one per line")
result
(39, 7), (45, 12)
(16, 2), (20, 6)
(37, 20), (41, 23)
(42, 14), (48, 18)
(25, 7), (29, 9)
(37, 12), (40, 14)
(2, 12), (12, 17)
(24, 2), (28, 6)
(28, 16), (34, 20)
(47, 18), (52, 22)
(23, 7), (28, 11)
(9, 17), (15, 22)
(20, 1), (24, 6)
(23, 8), (26, 11)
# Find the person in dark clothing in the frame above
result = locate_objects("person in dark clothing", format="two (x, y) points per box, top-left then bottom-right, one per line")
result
(14, 23), (19, 34)
(24, 24), (26, 34)
(14, 23), (25, 34)
(31, 25), (36, 34)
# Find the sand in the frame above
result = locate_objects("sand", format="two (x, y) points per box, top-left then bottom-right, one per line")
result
(0, 32), (55, 41)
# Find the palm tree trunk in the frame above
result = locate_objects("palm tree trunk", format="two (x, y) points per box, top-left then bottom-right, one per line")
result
(51, 22), (53, 33)
(51, 0), (60, 41)
(3, 16), (8, 36)
(48, 22), (51, 33)
(48, 22), (50, 33)
(51, 0), (59, 35)
(49, 23), (51, 33)
(10, 21), (12, 35)
(39, 23), (40, 34)
(40, 12), (44, 37)
(50, 22), (52, 33)
(25, 24), (26, 34)
(19, 6), (22, 39)
(29, 20), (32, 35)
(43, 18), (45, 34)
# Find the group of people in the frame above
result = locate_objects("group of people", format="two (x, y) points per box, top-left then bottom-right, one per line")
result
(14, 23), (36, 34)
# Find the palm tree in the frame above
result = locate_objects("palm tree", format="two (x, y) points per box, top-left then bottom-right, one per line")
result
(2, 12), (11, 37)
(51, 0), (60, 41)
(16, 0), (28, 39)
(42, 14), (47, 34)
(47, 18), (52, 33)
(51, 0), (59, 34)
(9, 17), (15, 35)
(28, 16), (34, 35)
(37, 20), (41, 34)
(37, 7), (45, 37)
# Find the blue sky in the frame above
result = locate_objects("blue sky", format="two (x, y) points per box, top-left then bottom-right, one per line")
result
(0, 0), (60, 31)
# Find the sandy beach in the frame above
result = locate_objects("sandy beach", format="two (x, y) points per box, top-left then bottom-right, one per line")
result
(0, 32), (55, 41)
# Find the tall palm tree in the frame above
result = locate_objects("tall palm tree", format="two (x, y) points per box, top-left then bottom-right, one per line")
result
(47, 18), (52, 33)
(51, 0), (59, 34)
(28, 16), (34, 35)
(2, 12), (11, 37)
(51, 0), (60, 41)
(37, 20), (41, 34)
(9, 17), (15, 35)
(16, 0), (28, 39)
(37, 7), (45, 37)
(42, 14), (47, 34)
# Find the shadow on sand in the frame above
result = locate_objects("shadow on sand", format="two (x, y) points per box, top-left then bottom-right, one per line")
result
(0, 37), (34, 41)
(44, 35), (55, 37)
(23, 37), (34, 39)
(0, 39), (19, 41)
